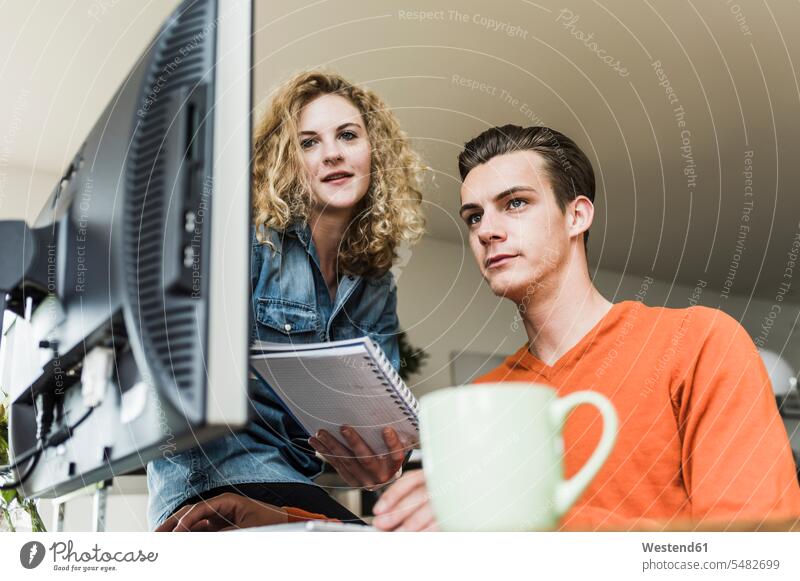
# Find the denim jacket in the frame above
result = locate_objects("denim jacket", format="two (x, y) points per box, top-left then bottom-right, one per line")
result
(147, 221), (400, 529)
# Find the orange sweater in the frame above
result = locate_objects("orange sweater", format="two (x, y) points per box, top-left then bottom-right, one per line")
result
(283, 507), (340, 523)
(476, 301), (800, 530)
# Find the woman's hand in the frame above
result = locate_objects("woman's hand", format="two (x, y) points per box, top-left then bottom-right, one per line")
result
(154, 492), (289, 532)
(372, 469), (438, 531)
(309, 425), (409, 489)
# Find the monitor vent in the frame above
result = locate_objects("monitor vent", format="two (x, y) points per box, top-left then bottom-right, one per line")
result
(123, 0), (215, 420)
(150, 4), (212, 97)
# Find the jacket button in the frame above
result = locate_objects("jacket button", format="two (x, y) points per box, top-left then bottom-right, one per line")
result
(284, 323), (292, 332)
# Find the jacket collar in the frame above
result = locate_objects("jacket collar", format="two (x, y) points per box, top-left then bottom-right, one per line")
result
(286, 220), (313, 250)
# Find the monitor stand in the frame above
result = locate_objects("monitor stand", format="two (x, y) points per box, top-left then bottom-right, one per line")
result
(50, 478), (113, 532)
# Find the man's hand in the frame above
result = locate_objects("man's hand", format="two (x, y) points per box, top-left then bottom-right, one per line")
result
(372, 469), (438, 531)
(154, 492), (289, 532)
(309, 425), (410, 489)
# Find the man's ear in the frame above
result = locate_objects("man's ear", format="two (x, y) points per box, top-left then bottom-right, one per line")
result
(568, 196), (594, 240)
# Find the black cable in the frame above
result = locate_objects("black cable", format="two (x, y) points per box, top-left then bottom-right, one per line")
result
(0, 397), (93, 474)
(0, 442), (41, 473)
(0, 390), (57, 476)
(0, 405), (95, 490)
(0, 446), (42, 491)
(46, 405), (94, 447)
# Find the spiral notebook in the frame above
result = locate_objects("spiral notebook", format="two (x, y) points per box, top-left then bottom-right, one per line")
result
(249, 337), (419, 453)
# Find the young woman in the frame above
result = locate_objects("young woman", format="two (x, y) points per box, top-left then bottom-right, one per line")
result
(149, 70), (426, 531)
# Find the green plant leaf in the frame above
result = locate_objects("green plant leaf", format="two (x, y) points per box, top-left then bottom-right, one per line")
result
(2, 488), (18, 504)
(23, 499), (46, 532)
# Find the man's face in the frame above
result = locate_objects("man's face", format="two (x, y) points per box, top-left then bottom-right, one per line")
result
(459, 150), (571, 304)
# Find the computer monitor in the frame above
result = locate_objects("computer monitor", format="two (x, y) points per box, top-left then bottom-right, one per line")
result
(0, 0), (253, 499)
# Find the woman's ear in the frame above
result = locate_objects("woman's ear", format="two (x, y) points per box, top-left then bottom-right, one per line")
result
(568, 195), (594, 240)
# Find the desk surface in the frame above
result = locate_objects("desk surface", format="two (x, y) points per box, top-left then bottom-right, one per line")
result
(237, 521), (376, 532)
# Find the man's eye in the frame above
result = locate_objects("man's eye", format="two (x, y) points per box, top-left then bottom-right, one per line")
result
(466, 213), (482, 226)
(300, 138), (317, 149)
(507, 198), (526, 210)
(339, 130), (357, 141)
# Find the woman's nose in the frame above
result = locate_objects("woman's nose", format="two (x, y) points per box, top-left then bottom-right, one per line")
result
(322, 139), (344, 165)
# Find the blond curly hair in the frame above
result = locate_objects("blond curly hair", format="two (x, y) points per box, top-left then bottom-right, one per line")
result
(252, 70), (426, 277)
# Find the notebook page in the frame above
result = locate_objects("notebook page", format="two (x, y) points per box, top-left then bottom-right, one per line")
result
(250, 353), (418, 452)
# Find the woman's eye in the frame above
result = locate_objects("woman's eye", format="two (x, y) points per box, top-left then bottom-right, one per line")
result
(507, 198), (527, 210)
(300, 138), (316, 149)
(339, 130), (357, 141)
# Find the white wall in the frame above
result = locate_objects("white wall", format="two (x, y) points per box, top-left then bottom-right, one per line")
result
(0, 163), (59, 223)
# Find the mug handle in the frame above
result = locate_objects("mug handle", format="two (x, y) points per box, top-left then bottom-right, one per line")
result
(549, 390), (618, 517)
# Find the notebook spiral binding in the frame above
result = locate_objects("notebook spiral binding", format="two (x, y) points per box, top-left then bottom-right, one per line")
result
(368, 340), (420, 429)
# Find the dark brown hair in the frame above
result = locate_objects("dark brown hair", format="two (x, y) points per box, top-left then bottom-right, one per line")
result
(458, 124), (595, 248)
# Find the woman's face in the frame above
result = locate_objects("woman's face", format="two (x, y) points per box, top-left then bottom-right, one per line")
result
(297, 93), (372, 216)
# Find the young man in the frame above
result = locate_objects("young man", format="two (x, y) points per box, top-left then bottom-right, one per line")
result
(372, 124), (800, 531)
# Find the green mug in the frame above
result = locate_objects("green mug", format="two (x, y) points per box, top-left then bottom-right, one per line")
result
(419, 383), (618, 531)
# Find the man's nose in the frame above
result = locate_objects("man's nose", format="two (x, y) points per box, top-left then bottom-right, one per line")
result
(477, 213), (506, 245)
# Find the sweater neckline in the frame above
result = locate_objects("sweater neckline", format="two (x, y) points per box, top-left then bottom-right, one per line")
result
(509, 301), (630, 379)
